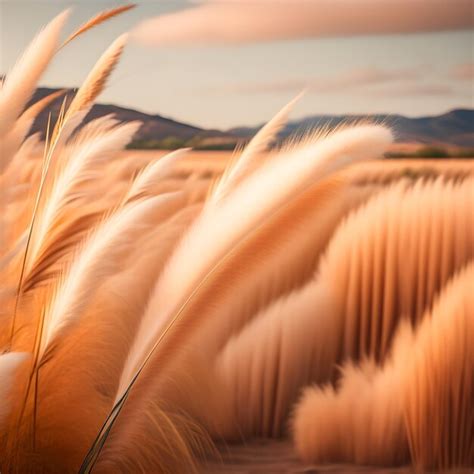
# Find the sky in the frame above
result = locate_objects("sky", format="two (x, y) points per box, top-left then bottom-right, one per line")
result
(0, 0), (473, 129)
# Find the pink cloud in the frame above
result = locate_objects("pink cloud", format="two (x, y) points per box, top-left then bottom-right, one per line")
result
(212, 67), (425, 94)
(132, 0), (473, 46)
(368, 83), (454, 97)
(451, 62), (474, 80)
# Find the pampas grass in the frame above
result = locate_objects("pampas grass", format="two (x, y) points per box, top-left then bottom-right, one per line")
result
(118, 124), (393, 398)
(314, 177), (473, 363)
(24, 119), (141, 290)
(1, 8), (472, 474)
(0, 10), (69, 139)
(292, 329), (412, 466)
(213, 177), (473, 441)
(61, 4), (136, 49)
(292, 262), (473, 470)
(209, 92), (302, 204)
(404, 262), (474, 470)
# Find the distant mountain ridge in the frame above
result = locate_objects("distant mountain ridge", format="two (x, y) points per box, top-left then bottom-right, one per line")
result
(27, 87), (474, 147)
(229, 109), (474, 147)
(27, 87), (225, 142)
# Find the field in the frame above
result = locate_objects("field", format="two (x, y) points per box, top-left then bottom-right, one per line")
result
(3, 141), (472, 473)
(120, 149), (474, 174)
(1, 8), (473, 474)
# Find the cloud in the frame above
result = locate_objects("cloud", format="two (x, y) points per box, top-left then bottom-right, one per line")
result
(451, 62), (474, 80)
(368, 83), (454, 97)
(132, 0), (473, 46)
(217, 67), (423, 94)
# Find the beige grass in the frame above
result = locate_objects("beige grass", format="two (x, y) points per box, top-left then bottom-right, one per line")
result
(292, 262), (474, 470)
(1, 8), (472, 474)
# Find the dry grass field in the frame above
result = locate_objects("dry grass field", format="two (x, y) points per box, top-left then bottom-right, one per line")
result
(1, 8), (473, 474)
(117, 148), (473, 176)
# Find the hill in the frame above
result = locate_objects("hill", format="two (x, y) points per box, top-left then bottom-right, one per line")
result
(229, 109), (474, 148)
(27, 87), (232, 148)
(27, 86), (474, 149)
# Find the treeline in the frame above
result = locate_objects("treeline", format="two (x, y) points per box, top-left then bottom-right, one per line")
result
(387, 146), (474, 159)
(127, 136), (239, 151)
(129, 139), (474, 157)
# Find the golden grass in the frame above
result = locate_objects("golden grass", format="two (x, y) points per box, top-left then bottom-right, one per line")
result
(0, 8), (472, 474)
(292, 263), (474, 470)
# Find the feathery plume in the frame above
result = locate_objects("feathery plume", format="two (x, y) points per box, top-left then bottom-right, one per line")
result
(118, 124), (393, 397)
(62, 34), (127, 124)
(210, 93), (302, 203)
(123, 148), (189, 203)
(0, 10), (69, 137)
(61, 4), (136, 49)
(39, 194), (180, 359)
(25, 120), (141, 283)
(80, 125), (391, 472)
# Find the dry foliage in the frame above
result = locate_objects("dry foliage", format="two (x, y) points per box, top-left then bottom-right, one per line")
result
(0, 9), (472, 474)
(292, 263), (474, 470)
